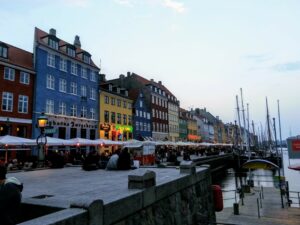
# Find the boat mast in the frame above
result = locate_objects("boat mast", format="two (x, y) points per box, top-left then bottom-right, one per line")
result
(277, 99), (285, 176)
(266, 97), (272, 152)
(240, 88), (249, 152)
(247, 103), (251, 156)
(236, 95), (243, 149)
(252, 120), (255, 148)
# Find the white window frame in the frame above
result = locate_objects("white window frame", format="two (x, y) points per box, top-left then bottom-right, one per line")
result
(81, 106), (87, 118)
(81, 85), (87, 97)
(18, 95), (28, 113)
(46, 99), (54, 114)
(59, 58), (68, 72)
(90, 88), (96, 100)
(70, 82), (77, 95)
(90, 71), (97, 82)
(71, 62), (77, 75)
(20, 71), (30, 84)
(59, 79), (67, 93)
(70, 104), (77, 117)
(90, 108), (95, 119)
(46, 74), (55, 90)
(4, 67), (15, 81)
(47, 53), (55, 67)
(1, 92), (13, 112)
(81, 67), (87, 79)
(59, 102), (67, 115)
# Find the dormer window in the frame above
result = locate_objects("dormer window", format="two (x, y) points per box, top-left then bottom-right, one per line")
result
(48, 37), (58, 50)
(0, 44), (8, 58)
(109, 84), (112, 91)
(67, 47), (76, 57)
(83, 54), (90, 64)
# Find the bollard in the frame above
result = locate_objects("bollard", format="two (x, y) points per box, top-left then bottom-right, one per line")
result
(261, 186), (264, 199)
(259, 192), (262, 208)
(233, 203), (239, 215)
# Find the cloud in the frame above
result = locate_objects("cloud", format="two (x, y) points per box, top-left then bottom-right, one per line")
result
(114, 0), (133, 6)
(244, 54), (272, 63)
(273, 61), (300, 72)
(62, 0), (89, 7)
(162, 0), (186, 13)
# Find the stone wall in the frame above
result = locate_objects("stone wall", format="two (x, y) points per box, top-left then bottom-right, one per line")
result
(19, 165), (215, 225)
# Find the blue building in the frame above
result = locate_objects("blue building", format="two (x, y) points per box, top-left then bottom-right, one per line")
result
(33, 28), (100, 140)
(129, 89), (152, 140)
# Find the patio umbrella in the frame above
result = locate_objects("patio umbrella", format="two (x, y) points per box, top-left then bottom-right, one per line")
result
(242, 159), (279, 170)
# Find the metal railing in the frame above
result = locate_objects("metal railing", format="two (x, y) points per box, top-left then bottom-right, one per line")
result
(222, 189), (238, 203)
(287, 191), (300, 207)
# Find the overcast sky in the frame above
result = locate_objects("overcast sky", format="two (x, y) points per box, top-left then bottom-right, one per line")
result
(1, 0), (299, 140)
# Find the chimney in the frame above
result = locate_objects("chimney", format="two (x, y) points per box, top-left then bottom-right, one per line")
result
(127, 72), (131, 77)
(119, 74), (125, 79)
(150, 79), (154, 82)
(49, 28), (56, 36)
(74, 35), (81, 48)
(158, 81), (162, 85)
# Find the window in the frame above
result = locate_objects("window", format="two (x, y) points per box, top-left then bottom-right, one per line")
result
(90, 71), (97, 82)
(105, 96), (109, 104)
(144, 111), (146, 118)
(147, 123), (151, 132)
(67, 47), (75, 57)
(83, 55), (90, 64)
(49, 38), (58, 50)
(128, 102), (132, 109)
(18, 95), (28, 113)
(59, 58), (67, 72)
(144, 123), (147, 131)
(152, 109), (155, 117)
(47, 53), (55, 67)
(81, 85), (87, 97)
(139, 111), (143, 118)
(46, 74), (55, 90)
(70, 104), (77, 117)
(136, 121), (139, 131)
(81, 67), (87, 79)
(117, 113), (121, 124)
(0, 45), (8, 58)
(4, 67), (15, 81)
(90, 88), (96, 100)
(46, 99), (54, 114)
(20, 72), (30, 84)
(111, 112), (115, 123)
(140, 122), (143, 131)
(59, 102), (67, 115)
(117, 99), (121, 107)
(111, 97), (115, 105)
(70, 82), (77, 95)
(59, 79), (67, 93)
(2, 92), (13, 111)
(139, 100), (143, 108)
(104, 111), (109, 123)
(123, 114), (127, 125)
(71, 62), (77, 75)
(90, 108), (95, 119)
(128, 115), (132, 125)
(123, 100), (127, 108)
(136, 110), (139, 117)
(152, 96), (155, 104)
(81, 106), (87, 118)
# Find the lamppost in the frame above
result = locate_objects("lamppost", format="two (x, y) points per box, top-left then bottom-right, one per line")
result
(6, 117), (11, 135)
(36, 113), (48, 162)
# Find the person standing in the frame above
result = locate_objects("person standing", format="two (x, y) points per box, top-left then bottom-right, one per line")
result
(0, 164), (23, 225)
(117, 147), (131, 170)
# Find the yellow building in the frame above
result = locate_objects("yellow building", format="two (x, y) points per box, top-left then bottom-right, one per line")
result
(186, 111), (200, 142)
(99, 83), (133, 144)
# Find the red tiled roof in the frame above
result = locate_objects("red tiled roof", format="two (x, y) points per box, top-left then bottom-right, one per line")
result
(131, 73), (174, 96)
(0, 41), (34, 71)
(35, 27), (99, 70)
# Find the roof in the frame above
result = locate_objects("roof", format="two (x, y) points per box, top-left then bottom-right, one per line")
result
(34, 27), (99, 70)
(0, 41), (34, 71)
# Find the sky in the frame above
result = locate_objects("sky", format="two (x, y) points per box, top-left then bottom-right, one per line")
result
(1, 0), (299, 140)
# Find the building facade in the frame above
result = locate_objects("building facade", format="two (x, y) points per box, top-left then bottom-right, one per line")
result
(179, 108), (188, 141)
(0, 41), (34, 139)
(33, 28), (100, 140)
(129, 90), (152, 140)
(99, 83), (133, 142)
(167, 93), (179, 142)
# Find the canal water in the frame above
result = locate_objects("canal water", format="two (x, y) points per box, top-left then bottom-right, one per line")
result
(217, 149), (300, 208)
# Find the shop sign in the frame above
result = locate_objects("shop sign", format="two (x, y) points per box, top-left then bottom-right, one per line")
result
(45, 126), (56, 134)
(292, 140), (300, 152)
(115, 125), (133, 133)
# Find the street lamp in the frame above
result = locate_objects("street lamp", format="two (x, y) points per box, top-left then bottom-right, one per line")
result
(6, 117), (11, 135)
(36, 113), (48, 162)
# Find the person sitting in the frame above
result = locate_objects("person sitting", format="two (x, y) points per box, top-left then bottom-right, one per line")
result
(0, 164), (23, 225)
(117, 147), (131, 170)
(82, 150), (100, 171)
(106, 150), (120, 170)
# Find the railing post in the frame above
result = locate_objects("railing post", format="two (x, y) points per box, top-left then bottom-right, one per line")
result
(261, 186), (264, 199)
(257, 198), (260, 218)
(259, 192), (262, 208)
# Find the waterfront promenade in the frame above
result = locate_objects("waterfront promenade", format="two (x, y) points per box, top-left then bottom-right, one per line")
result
(216, 187), (300, 225)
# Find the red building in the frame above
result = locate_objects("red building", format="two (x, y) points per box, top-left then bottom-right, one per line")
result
(0, 41), (35, 138)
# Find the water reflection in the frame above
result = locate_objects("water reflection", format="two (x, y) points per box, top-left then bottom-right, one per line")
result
(218, 149), (300, 208)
